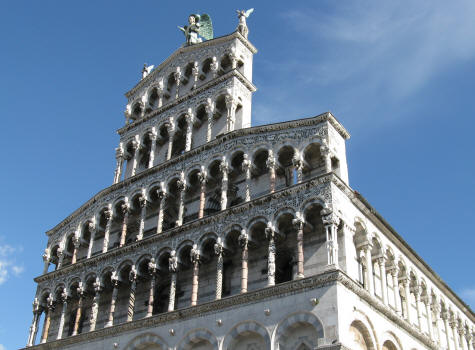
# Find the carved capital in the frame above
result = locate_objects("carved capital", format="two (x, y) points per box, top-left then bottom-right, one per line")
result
(190, 246), (200, 264)
(265, 223), (275, 241)
(93, 279), (102, 294)
(169, 251), (178, 273)
(197, 169), (207, 184)
(110, 271), (119, 288)
(176, 179), (186, 191)
(242, 154), (251, 171)
(104, 208), (112, 221)
(238, 230), (248, 248)
(138, 195), (147, 208)
(121, 203), (130, 215)
(129, 265), (137, 283)
(115, 147), (124, 160)
(214, 242), (224, 256)
(205, 98), (214, 115)
(292, 215), (305, 230)
(321, 208), (340, 226)
(148, 258), (157, 275)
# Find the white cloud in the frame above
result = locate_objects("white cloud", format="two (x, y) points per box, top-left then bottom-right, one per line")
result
(284, 0), (475, 98)
(0, 343), (5, 350)
(12, 265), (24, 276)
(0, 238), (23, 285)
(460, 287), (475, 308)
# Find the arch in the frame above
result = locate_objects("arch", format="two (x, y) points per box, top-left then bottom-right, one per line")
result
(123, 332), (168, 350)
(223, 321), (271, 350)
(349, 310), (378, 350)
(381, 331), (402, 350)
(273, 207), (296, 224)
(198, 232), (218, 251)
(177, 328), (218, 350)
(275, 312), (324, 350)
(299, 196), (327, 215)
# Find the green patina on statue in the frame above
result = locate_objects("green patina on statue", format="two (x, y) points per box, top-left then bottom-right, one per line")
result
(178, 14), (213, 46)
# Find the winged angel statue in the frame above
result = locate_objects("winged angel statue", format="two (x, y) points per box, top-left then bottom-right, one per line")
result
(237, 8), (254, 39)
(178, 14), (213, 46)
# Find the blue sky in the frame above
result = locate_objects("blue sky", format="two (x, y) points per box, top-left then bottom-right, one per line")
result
(1, 1), (474, 348)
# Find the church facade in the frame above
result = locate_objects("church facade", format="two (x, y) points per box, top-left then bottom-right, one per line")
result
(25, 14), (474, 350)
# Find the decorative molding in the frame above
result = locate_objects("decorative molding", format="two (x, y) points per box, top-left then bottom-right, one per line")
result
(24, 270), (438, 350)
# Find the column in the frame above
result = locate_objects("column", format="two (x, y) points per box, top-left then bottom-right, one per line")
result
(136, 196), (147, 241)
(442, 311), (452, 349)
(214, 241), (224, 300)
(102, 208), (113, 253)
(146, 259), (157, 318)
(119, 203), (130, 247)
(56, 291), (68, 340)
(238, 230), (249, 293)
(173, 67), (181, 99)
(265, 223), (276, 287)
(432, 302), (442, 345)
(449, 315), (459, 349)
(168, 252), (178, 312)
(88, 280), (101, 332)
(205, 98), (214, 142)
(190, 246), (200, 306)
(185, 111), (194, 152)
(321, 143), (332, 173)
(113, 146), (124, 184)
(72, 287), (84, 336)
(322, 209), (340, 267)
(422, 296), (434, 340)
(292, 214), (305, 279)
(131, 139), (141, 177)
(148, 131), (157, 168)
(42, 250), (50, 274)
(220, 158), (228, 210)
(156, 189), (166, 234)
(57, 248), (64, 269)
(27, 298), (40, 346)
(413, 286), (422, 329)
(390, 268), (402, 315)
(86, 221), (96, 259)
(266, 150), (276, 193)
(167, 118), (175, 160)
(377, 257), (388, 305)
(176, 178), (186, 226)
(192, 61), (199, 89)
(198, 169), (207, 218)
(242, 154), (251, 201)
(225, 93), (237, 133)
(105, 274), (119, 327)
(401, 278), (411, 323)
(210, 57), (218, 78)
(292, 156), (304, 183)
(40, 296), (53, 343)
(127, 267), (137, 322)
(71, 235), (80, 264)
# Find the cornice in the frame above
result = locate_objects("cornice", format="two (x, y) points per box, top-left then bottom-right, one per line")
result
(25, 270), (438, 350)
(45, 114), (344, 237)
(125, 31), (257, 99)
(38, 173), (335, 282)
(118, 68), (256, 135)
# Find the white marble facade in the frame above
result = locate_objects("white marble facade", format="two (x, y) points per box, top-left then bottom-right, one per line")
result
(25, 27), (473, 350)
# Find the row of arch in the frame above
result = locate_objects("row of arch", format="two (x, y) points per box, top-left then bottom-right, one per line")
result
(32, 202), (340, 345)
(122, 312), (324, 350)
(117, 88), (247, 182)
(45, 138), (335, 271)
(352, 222), (474, 349)
(126, 47), (247, 124)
